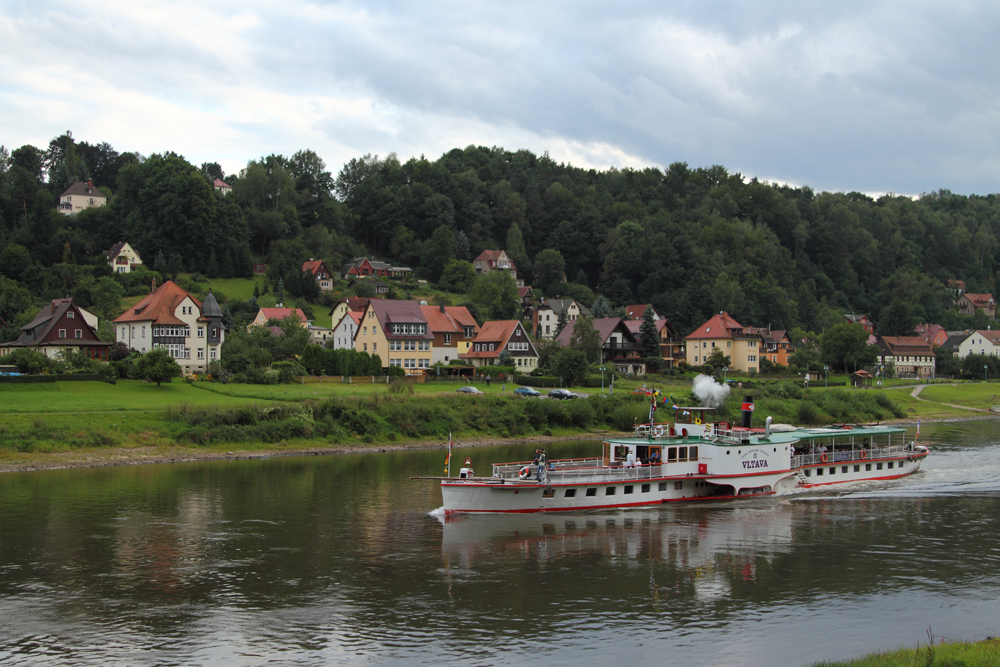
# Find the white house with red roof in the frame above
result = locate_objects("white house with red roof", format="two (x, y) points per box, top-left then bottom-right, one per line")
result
(625, 304), (661, 321)
(461, 320), (538, 370)
(302, 259), (335, 291)
(113, 281), (224, 373)
(420, 304), (480, 364)
(331, 311), (364, 350)
(213, 179), (232, 195)
(685, 312), (760, 372)
(956, 330), (1000, 359)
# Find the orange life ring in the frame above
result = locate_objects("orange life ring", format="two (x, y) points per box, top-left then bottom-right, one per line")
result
(820, 452), (828, 463)
(860, 450), (867, 460)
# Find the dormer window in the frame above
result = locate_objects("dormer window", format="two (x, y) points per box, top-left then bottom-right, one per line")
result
(67, 311), (74, 319)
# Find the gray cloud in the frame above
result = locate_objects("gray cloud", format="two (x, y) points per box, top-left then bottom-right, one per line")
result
(2, 0), (1000, 194)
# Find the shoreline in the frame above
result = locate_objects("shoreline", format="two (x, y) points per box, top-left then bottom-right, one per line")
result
(1, 412), (994, 475)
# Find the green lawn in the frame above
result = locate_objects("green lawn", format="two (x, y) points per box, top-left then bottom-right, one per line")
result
(812, 638), (1000, 666)
(180, 275), (268, 302)
(0, 380), (261, 413)
(918, 382), (1000, 410)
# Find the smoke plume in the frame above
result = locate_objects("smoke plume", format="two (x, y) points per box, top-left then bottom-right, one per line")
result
(692, 374), (730, 408)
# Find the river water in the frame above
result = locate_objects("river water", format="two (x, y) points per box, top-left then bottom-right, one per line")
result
(0, 419), (998, 666)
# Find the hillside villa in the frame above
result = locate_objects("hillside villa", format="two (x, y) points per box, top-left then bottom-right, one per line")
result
(0, 298), (111, 360)
(247, 307), (309, 331)
(340, 257), (413, 280)
(302, 260), (335, 292)
(557, 317), (646, 375)
(58, 180), (106, 215)
(473, 250), (522, 286)
(104, 242), (143, 274)
(113, 282), (224, 374)
(956, 293), (996, 318)
(747, 327), (791, 366)
(533, 298), (590, 339)
(843, 314), (874, 333)
(915, 323), (948, 347)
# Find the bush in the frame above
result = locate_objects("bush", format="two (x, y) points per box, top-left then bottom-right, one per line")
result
(796, 401), (820, 424)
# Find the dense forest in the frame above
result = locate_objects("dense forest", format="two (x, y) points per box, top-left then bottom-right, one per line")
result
(2, 131), (999, 345)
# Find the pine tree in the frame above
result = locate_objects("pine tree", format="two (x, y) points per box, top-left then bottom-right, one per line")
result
(639, 307), (660, 358)
(276, 278), (285, 305)
(154, 251), (167, 275)
(555, 309), (568, 336)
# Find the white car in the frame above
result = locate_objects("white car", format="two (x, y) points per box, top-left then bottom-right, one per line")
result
(456, 386), (483, 394)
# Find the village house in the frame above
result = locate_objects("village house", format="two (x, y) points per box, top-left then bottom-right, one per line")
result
(956, 330), (1000, 358)
(876, 336), (936, 378)
(946, 279), (966, 298)
(625, 304), (661, 321)
(746, 327), (792, 366)
(625, 318), (685, 368)
(349, 277), (390, 295)
(956, 293), (996, 318)
(473, 250), (522, 286)
(685, 312), (760, 373)
(420, 304), (480, 365)
(213, 179), (232, 195)
(57, 180), (106, 215)
(0, 297), (111, 360)
(329, 297), (369, 329)
(252, 263), (268, 275)
(533, 298), (590, 339)
(104, 242), (143, 274)
(302, 259), (336, 292)
(843, 314), (874, 333)
(915, 323), (949, 348)
(307, 325), (333, 346)
(331, 311), (363, 350)
(557, 317), (645, 375)
(356, 299), (432, 371)
(461, 320), (538, 370)
(340, 257), (413, 280)
(247, 307), (310, 331)
(113, 282), (224, 373)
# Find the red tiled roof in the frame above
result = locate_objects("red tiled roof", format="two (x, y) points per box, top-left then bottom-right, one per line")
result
(685, 312), (746, 340)
(625, 304), (655, 320)
(518, 286), (533, 298)
(963, 293), (995, 307)
(113, 281), (202, 325)
(259, 308), (307, 323)
(420, 305), (480, 335)
(213, 178), (232, 188)
(302, 260), (331, 276)
(878, 336), (935, 355)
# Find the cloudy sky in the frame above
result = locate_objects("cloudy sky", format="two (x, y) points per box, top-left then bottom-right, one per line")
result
(3, 1), (999, 195)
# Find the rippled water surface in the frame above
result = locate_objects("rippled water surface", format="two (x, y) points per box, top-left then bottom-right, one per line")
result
(1, 420), (999, 665)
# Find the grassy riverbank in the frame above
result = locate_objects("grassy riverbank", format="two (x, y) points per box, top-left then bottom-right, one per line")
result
(0, 377), (995, 472)
(811, 637), (1000, 666)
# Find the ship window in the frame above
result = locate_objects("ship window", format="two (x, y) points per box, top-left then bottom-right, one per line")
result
(830, 467), (836, 474)
(887, 461), (894, 469)
(674, 481), (683, 490)
(678, 447), (688, 461)
(842, 466), (848, 474)
(854, 465), (860, 472)
(624, 486), (634, 494)
(605, 487), (616, 496)
(586, 488), (597, 497)
(866, 464), (872, 471)
(817, 468), (823, 476)
(564, 489), (576, 498)
(667, 447), (677, 462)
(658, 482), (667, 491)
(877, 463), (883, 470)
(689, 446), (698, 460)
(641, 484), (650, 493)
(804, 469), (811, 477)
(542, 489), (555, 498)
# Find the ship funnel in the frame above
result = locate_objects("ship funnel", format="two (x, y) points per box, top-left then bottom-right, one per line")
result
(765, 416), (772, 439)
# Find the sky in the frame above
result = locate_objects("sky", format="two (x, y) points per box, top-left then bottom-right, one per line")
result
(2, 1), (1000, 196)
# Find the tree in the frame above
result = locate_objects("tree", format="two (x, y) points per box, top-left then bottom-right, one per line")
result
(568, 315), (602, 363)
(135, 349), (182, 386)
(354, 281), (376, 298)
(552, 348), (588, 386)
(453, 230), (471, 261)
(821, 322), (877, 372)
(591, 294), (623, 319)
(91, 276), (125, 320)
(555, 309), (568, 337)
(469, 271), (518, 320)
(276, 278), (286, 304)
(533, 248), (566, 295)
(706, 348), (731, 369)
(497, 348), (513, 367)
(639, 307), (660, 358)
(423, 223), (455, 282)
(439, 259), (477, 293)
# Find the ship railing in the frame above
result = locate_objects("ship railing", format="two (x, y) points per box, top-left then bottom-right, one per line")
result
(791, 445), (915, 469)
(492, 457), (604, 479)
(492, 461), (668, 482)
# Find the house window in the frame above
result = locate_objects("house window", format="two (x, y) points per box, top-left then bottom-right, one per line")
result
(198, 328), (204, 338)
(67, 311), (74, 319)
(198, 349), (204, 359)
(363, 343), (367, 351)
(390, 341), (401, 351)
(405, 341), (415, 351)
(120, 328), (126, 341)
(390, 359), (402, 367)
(373, 343), (377, 351)
(363, 327), (367, 335)
(75, 329), (82, 339)
(419, 358), (429, 368)
(445, 334), (452, 345)
(142, 326), (146, 338)
(59, 328), (66, 338)
(404, 358), (415, 368)
(210, 349), (217, 359)
(419, 341), (430, 351)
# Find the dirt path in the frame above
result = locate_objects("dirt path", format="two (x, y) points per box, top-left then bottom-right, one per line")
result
(909, 383), (985, 412)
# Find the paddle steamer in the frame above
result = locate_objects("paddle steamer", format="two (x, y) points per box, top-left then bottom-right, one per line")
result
(438, 407), (928, 514)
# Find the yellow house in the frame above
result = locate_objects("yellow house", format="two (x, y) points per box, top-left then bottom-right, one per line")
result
(685, 311), (760, 373)
(355, 299), (432, 371)
(58, 180), (106, 215)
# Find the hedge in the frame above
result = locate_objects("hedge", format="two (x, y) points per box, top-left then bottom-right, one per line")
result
(516, 375), (609, 388)
(0, 374), (103, 384)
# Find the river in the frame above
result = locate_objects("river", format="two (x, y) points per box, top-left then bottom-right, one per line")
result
(0, 419), (998, 666)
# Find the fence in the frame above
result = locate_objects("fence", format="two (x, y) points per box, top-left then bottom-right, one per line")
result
(293, 375), (426, 384)
(0, 373), (103, 384)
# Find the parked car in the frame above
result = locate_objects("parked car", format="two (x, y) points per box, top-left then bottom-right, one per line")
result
(514, 386), (540, 397)
(456, 386), (483, 394)
(548, 389), (576, 400)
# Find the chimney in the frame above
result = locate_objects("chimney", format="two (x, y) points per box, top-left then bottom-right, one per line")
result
(152, 278), (157, 293)
(88, 179), (93, 187)
(440, 304), (445, 313)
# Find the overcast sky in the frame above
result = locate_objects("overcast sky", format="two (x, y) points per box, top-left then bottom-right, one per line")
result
(3, 1), (999, 195)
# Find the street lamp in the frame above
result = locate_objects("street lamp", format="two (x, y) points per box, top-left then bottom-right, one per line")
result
(985, 365), (989, 383)
(722, 366), (729, 383)
(824, 365), (829, 388)
(599, 365), (606, 394)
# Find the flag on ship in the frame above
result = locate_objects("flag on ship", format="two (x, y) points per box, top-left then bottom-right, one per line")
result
(649, 392), (657, 423)
(444, 432), (452, 475)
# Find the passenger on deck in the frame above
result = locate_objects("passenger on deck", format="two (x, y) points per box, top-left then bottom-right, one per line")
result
(626, 451), (637, 467)
(644, 450), (661, 465)
(537, 449), (548, 481)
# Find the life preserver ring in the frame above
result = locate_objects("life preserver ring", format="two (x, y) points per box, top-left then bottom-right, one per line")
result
(654, 425), (664, 437)
(695, 418), (702, 425)
(820, 453), (828, 463)
(518, 466), (530, 479)
(859, 450), (867, 460)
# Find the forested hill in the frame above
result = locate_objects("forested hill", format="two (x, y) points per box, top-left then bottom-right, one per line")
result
(1, 133), (998, 339)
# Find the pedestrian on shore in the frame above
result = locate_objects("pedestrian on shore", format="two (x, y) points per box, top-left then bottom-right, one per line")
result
(487, 375), (492, 387)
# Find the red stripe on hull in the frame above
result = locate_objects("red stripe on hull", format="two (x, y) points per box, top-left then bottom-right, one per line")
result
(442, 492), (774, 515)
(799, 472), (913, 488)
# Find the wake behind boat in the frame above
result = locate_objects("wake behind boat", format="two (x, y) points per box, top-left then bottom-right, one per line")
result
(435, 401), (929, 515)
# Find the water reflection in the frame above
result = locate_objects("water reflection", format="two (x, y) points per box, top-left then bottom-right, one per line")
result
(0, 420), (997, 666)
